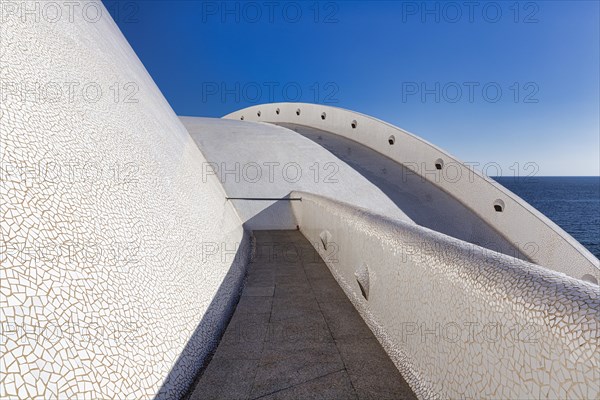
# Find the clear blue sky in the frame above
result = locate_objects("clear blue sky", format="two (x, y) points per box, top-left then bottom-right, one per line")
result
(104, 1), (599, 176)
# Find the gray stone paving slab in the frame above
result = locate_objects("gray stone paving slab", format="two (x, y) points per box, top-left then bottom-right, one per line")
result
(257, 370), (357, 400)
(186, 230), (416, 400)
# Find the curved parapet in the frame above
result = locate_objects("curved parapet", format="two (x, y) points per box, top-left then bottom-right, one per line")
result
(1, 4), (247, 399)
(290, 191), (599, 399)
(224, 103), (600, 283)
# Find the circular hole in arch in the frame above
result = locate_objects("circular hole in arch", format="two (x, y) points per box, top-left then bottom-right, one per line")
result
(493, 199), (505, 212)
(351, 120), (358, 129)
(321, 112), (326, 120)
(240, 116), (244, 120)
(296, 108), (301, 116)
(388, 135), (395, 145)
(435, 158), (444, 170)
(581, 274), (598, 285)
(257, 111), (261, 117)
(276, 108), (280, 115)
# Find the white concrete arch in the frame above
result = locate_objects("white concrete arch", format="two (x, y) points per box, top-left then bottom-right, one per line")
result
(224, 103), (600, 283)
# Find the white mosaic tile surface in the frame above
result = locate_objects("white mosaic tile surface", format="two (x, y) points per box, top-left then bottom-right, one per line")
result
(1, 3), (246, 398)
(293, 191), (600, 399)
(2, 3), (598, 399)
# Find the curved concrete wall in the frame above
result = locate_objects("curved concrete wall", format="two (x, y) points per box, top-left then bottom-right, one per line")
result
(1, 5), (247, 399)
(225, 103), (600, 283)
(179, 116), (411, 229)
(291, 191), (599, 399)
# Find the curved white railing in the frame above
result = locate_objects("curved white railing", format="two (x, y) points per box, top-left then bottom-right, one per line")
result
(224, 103), (600, 284)
(290, 191), (599, 399)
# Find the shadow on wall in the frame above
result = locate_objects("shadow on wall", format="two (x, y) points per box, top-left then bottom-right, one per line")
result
(175, 201), (305, 399)
(282, 123), (530, 262)
(236, 194), (300, 231)
(155, 231), (252, 400)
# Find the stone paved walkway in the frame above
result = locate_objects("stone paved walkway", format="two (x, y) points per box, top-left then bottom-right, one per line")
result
(187, 230), (416, 400)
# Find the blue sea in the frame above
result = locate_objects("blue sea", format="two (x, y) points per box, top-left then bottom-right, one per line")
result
(494, 177), (600, 260)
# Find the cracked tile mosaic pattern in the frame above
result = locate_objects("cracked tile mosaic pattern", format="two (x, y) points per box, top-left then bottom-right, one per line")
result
(293, 191), (600, 399)
(1, 4), (246, 398)
(2, 2), (599, 400)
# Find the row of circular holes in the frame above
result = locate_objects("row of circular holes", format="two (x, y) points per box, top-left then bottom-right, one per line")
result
(241, 109), (505, 212)
(241, 108), (359, 129)
(241, 111), (599, 282)
(434, 159), (505, 212)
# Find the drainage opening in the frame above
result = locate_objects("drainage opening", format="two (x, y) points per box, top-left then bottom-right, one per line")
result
(388, 135), (395, 145)
(276, 108), (280, 115)
(257, 111), (261, 117)
(240, 116), (244, 120)
(321, 112), (326, 120)
(581, 274), (598, 285)
(296, 108), (301, 116)
(435, 158), (443, 170)
(354, 263), (370, 300)
(319, 230), (331, 250)
(493, 199), (505, 212)
(351, 120), (357, 129)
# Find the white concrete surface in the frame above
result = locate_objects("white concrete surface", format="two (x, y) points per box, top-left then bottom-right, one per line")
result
(180, 116), (410, 229)
(281, 122), (527, 260)
(1, 5), (247, 399)
(225, 103), (600, 283)
(291, 191), (599, 399)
